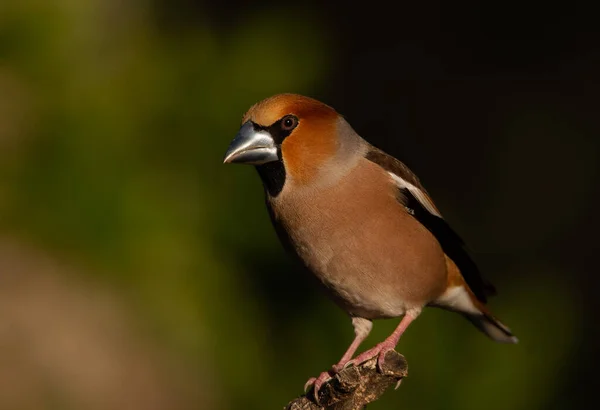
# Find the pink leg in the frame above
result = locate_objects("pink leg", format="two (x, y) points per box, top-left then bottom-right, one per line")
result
(346, 309), (420, 370)
(332, 317), (373, 372)
(304, 318), (373, 397)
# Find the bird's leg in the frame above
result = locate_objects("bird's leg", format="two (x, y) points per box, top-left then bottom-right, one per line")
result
(304, 317), (372, 397)
(332, 317), (373, 371)
(346, 309), (420, 371)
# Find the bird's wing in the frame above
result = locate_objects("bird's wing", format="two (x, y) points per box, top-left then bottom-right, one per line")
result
(365, 146), (496, 303)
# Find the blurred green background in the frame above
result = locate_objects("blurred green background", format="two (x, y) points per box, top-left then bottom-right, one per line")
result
(1, 0), (598, 409)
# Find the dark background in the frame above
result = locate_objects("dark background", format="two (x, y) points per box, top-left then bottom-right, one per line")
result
(1, 1), (598, 409)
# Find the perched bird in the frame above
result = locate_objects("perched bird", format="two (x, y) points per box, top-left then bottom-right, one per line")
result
(223, 94), (517, 395)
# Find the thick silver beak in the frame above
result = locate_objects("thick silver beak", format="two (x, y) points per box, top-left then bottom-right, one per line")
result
(223, 122), (279, 165)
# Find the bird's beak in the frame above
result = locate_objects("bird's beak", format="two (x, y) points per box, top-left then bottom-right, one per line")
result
(223, 122), (279, 165)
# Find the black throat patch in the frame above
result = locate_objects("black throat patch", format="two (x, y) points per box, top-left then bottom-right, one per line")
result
(251, 118), (298, 197)
(255, 152), (286, 197)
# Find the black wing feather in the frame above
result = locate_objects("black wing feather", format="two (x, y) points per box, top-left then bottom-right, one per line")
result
(400, 188), (496, 303)
(366, 146), (496, 303)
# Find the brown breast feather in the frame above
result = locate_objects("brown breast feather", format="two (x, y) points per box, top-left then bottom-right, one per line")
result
(267, 158), (448, 318)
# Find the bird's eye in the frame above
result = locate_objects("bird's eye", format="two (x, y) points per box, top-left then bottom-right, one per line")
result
(281, 115), (298, 131)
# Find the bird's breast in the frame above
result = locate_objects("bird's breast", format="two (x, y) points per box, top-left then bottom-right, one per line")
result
(266, 160), (448, 319)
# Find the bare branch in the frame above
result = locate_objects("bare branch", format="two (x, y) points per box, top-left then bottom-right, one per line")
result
(285, 351), (408, 410)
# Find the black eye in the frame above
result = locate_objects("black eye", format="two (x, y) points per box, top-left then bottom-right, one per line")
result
(281, 115), (298, 131)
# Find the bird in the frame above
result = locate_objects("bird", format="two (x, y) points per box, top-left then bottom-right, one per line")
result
(223, 93), (517, 397)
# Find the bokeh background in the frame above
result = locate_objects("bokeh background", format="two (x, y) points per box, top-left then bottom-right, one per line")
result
(1, 1), (598, 409)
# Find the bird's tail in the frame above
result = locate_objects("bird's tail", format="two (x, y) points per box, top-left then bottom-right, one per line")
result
(464, 311), (518, 344)
(433, 280), (518, 344)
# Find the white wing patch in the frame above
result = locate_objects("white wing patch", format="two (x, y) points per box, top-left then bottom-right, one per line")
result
(387, 172), (442, 217)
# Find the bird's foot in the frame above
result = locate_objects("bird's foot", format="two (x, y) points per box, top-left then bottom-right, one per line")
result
(331, 361), (348, 374)
(343, 339), (396, 372)
(304, 369), (335, 401)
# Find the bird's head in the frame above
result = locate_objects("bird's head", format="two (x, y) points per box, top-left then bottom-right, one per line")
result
(224, 94), (363, 195)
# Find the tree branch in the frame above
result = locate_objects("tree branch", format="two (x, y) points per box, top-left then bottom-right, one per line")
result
(285, 351), (408, 410)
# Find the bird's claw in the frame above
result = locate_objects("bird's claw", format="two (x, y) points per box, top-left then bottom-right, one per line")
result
(304, 345), (394, 402)
(303, 377), (317, 393)
(304, 371), (333, 402)
(340, 343), (394, 373)
(331, 362), (347, 373)
(376, 348), (391, 372)
(394, 378), (403, 390)
(342, 359), (356, 370)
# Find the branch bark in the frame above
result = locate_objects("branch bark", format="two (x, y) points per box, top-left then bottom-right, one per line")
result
(285, 351), (408, 410)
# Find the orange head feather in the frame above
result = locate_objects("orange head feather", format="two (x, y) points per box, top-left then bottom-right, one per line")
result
(242, 94), (341, 185)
